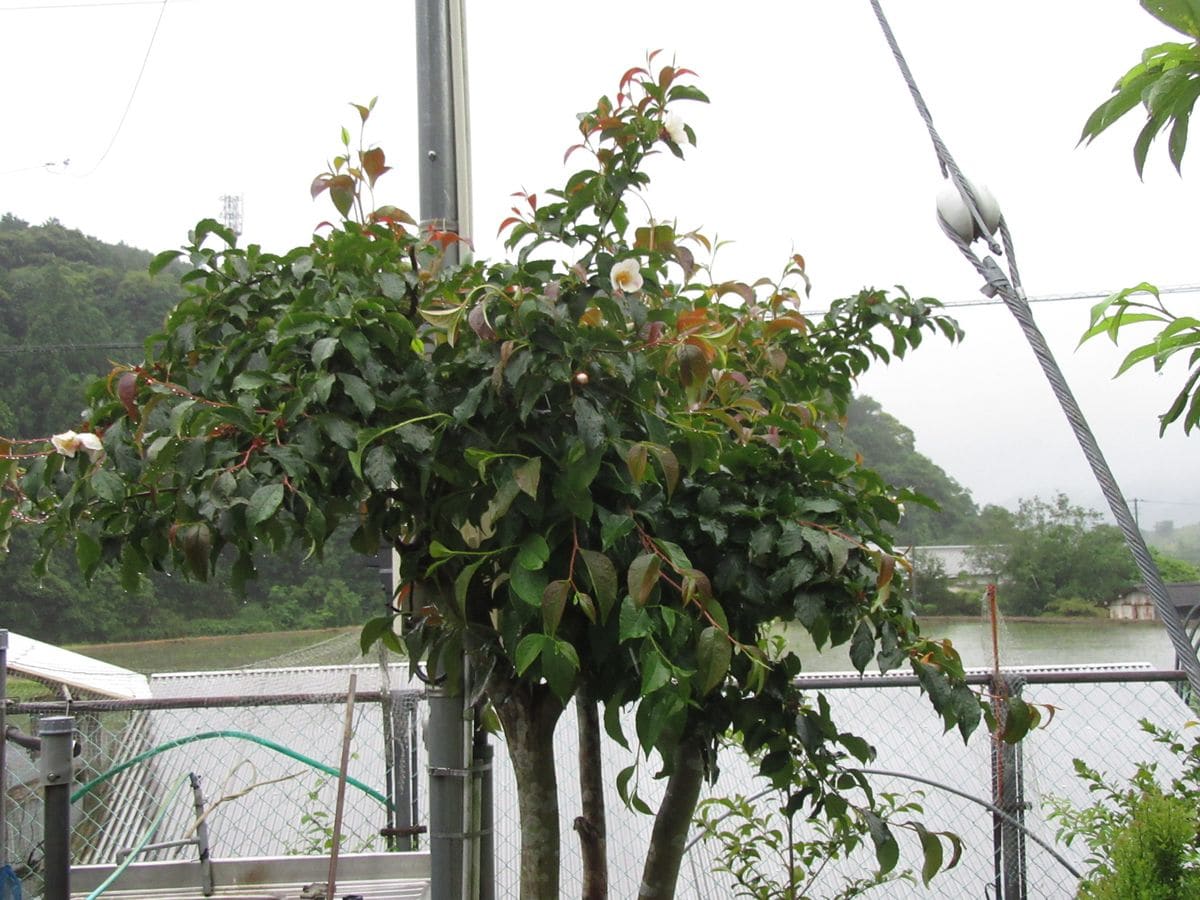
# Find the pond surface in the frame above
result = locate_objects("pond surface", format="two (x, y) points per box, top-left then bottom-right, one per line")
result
(783, 616), (1180, 673)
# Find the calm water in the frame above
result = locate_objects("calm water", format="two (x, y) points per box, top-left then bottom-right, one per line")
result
(784, 616), (1178, 673)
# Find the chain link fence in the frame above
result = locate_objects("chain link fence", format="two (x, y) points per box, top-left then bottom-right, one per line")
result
(3, 662), (1194, 898)
(4, 664), (425, 898)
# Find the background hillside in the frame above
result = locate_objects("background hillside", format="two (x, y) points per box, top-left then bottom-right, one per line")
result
(0, 216), (382, 643)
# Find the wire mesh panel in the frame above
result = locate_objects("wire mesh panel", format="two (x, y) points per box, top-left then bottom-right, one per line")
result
(6, 667), (422, 898)
(680, 666), (1194, 898)
(3, 662), (1195, 897)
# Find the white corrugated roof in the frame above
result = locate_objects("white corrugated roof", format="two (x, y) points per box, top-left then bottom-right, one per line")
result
(5, 631), (151, 699)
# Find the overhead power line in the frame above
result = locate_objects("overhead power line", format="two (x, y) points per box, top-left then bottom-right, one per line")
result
(70, 0), (170, 178)
(0, 1), (173, 11)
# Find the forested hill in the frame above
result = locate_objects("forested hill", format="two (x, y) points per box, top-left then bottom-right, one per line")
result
(0, 214), (182, 437)
(841, 395), (981, 546)
(0, 215), (383, 644)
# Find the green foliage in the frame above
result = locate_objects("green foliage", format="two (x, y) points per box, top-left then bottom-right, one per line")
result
(1, 58), (1015, 895)
(971, 494), (1137, 616)
(0, 217), (183, 438)
(907, 555), (977, 616)
(838, 395), (979, 545)
(1080, 283), (1200, 435)
(1081, 1), (1200, 177)
(1150, 545), (1200, 581)
(695, 781), (960, 898)
(1043, 596), (1110, 618)
(1045, 719), (1200, 898)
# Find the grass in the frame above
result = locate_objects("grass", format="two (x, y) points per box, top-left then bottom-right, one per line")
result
(5, 627), (364, 701)
(65, 626), (361, 674)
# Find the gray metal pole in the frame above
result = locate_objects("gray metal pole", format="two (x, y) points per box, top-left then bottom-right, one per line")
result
(476, 739), (494, 900)
(425, 679), (466, 900)
(1, 629), (8, 870)
(415, 2), (477, 897)
(40, 716), (75, 900)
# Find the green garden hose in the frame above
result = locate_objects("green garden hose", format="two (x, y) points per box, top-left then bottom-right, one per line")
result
(84, 773), (192, 900)
(71, 730), (391, 809)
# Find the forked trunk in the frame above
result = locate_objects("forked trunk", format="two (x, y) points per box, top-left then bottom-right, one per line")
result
(637, 731), (707, 900)
(574, 683), (608, 899)
(491, 676), (565, 899)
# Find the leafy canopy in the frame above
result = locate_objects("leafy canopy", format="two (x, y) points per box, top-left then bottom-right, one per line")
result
(0, 60), (1021, 867)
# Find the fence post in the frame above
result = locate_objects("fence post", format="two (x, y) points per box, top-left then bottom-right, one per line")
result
(991, 676), (1028, 899)
(40, 715), (75, 900)
(476, 737), (494, 900)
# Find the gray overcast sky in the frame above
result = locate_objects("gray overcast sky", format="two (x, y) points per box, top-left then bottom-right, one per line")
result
(2, 0), (1198, 524)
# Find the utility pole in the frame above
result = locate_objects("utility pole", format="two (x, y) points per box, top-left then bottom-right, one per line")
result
(414, 3), (483, 898)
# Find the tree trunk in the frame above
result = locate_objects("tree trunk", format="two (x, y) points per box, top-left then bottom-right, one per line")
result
(491, 674), (565, 899)
(637, 731), (707, 900)
(574, 683), (608, 899)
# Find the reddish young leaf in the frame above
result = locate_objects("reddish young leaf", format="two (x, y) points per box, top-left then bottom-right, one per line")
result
(361, 147), (391, 187)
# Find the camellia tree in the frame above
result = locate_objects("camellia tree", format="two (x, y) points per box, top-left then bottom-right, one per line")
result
(0, 58), (1040, 898)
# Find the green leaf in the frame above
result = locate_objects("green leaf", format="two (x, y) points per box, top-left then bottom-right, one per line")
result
(917, 824), (945, 887)
(360, 615), (395, 654)
(1001, 695), (1034, 744)
(542, 579), (571, 634)
(76, 531), (102, 579)
(510, 564), (548, 606)
(454, 560), (484, 616)
(516, 534), (550, 570)
(619, 595), (654, 640)
(579, 548), (618, 620)
(543, 639), (579, 703)
(514, 633), (548, 675)
(849, 621), (874, 673)
(337, 372), (376, 416)
(646, 444), (680, 499)
(349, 413), (447, 479)
(864, 810), (899, 876)
(247, 483), (285, 528)
(291, 255), (314, 279)
(514, 457), (541, 499)
(626, 443), (649, 482)
(176, 523), (211, 581)
(600, 512), (634, 550)
(363, 444), (396, 490)
(1142, 0), (1200, 38)
(311, 337), (338, 367)
(90, 468), (126, 504)
(695, 626), (731, 695)
(839, 732), (873, 763)
(573, 395), (606, 449)
(640, 651), (671, 694)
(149, 249), (182, 276)
(627, 553), (661, 606)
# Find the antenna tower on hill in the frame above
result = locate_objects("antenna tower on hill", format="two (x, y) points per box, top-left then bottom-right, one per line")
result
(219, 194), (244, 236)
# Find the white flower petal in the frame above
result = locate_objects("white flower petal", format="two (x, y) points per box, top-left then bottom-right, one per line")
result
(663, 113), (686, 145)
(77, 432), (104, 457)
(51, 431), (80, 457)
(610, 259), (643, 294)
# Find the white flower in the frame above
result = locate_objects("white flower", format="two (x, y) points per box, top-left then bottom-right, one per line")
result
(663, 113), (686, 145)
(51, 430), (103, 459)
(610, 258), (643, 294)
